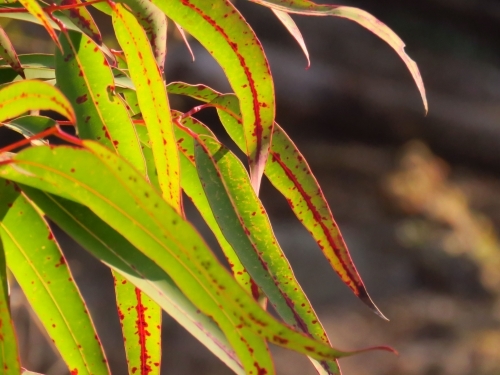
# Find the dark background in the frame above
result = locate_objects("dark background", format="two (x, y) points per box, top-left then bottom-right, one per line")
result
(5, 1), (500, 374)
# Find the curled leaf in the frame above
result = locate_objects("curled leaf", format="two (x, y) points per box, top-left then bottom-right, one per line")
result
(0, 80), (75, 123)
(249, 0), (428, 113)
(0, 25), (24, 78)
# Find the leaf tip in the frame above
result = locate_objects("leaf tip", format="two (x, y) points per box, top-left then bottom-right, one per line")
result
(358, 288), (389, 321)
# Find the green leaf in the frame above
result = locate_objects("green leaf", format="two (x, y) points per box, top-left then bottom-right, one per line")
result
(0, 11), (114, 61)
(194, 135), (340, 374)
(0, 179), (109, 375)
(249, 0), (428, 113)
(0, 80), (75, 123)
(55, 30), (146, 175)
(271, 9), (309, 68)
(118, 0), (167, 70)
(112, 3), (181, 212)
(21, 187), (245, 375)
(0, 143), (393, 364)
(167, 83), (386, 319)
(114, 272), (161, 375)
(17, 0), (62, 50)
(0, 24), (24, 78)
(152, 0), (275, 192)
(0, 221), (21, 375)
(52, 0), (102, 45)
(0, 54), (55, 84)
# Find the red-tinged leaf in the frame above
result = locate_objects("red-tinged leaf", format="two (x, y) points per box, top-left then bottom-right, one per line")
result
(17, 0), (63, 51)
(118, 0), (168, 70)
(194, 135), (341, 374)
(0, 223), (21, 375)
(0, 11), (115, 62)
(55, 30), (146, 175)
(135, 115), (254, 296)
(271, 9), (309, 68)
(174, 23), (195, 62)
(0, 25), (25, 79)
(0, 80), (75, 123)
(166, 83), (387, 319)
(114, 273), (161, 375)
(21, 187), (245, 375)
(151, 0), (275, 193)
(112, 3), (181, 213)
(0, 180), (110, 375)
(54, 0), (103, 45)
(0, 144), (395, 364)
(249, 0), (428, 113)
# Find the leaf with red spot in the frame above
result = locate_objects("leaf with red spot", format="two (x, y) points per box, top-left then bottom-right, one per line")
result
(0, 144), (395, 369)
(166, 83), (387, 320)
(249, 0), (428, 113)
(0, 80), (75, 123)
(55, 30), (146, 176)
(194, 135), (340, 374)
(150, 0), (275, 193)
(270, 9), (309, 68)
(17, 0), (63, 51)
(0, 208), (21, 375)
(112, 3), (181, 212)
(114, 273), (161, 375)
(136, 113), (254, 293)
(0, 179), (110, 375)
(21, 187), (245, 375)
(0, 25), (25, 79)
(0, 11), (115, 61)
(53, 0), (103, 45)
(118, 0), (167, 70)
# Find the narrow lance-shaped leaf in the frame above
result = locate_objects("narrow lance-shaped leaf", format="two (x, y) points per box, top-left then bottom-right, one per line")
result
(55, 26), (162, 375)
(0, 80), (75, 123)
(0, 54), (55, 84)
(17, 0), (63, 51)
(174, 23), (195, 62)
(0, 11), (115, 62)
(151, 0), (276, 193)
(136, 119), (274, 373)
(114, 274), (161, 375)
(174, 114), (256, 293)
(271, 9), (309, 68)
(0, 179), (110, 375)
(0, 25), (25, 79)
(166, 82), (386, 318)
(112, 3), (181, 212)
(21, 187), (245, 375)
(52, 0), (103, 45)
(194, 135), (341, 374)
(0, 203), (21, 375)
(55, 30), (146, 176)
(0, 144), (394, 364)
(249, 0), (428, 113)
(118, 0), (167, 70)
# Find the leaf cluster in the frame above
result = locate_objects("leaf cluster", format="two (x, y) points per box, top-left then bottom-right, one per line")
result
(0, 1), (426, 374)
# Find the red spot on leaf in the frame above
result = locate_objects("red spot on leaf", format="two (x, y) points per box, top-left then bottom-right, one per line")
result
(76, 94), (88, 104)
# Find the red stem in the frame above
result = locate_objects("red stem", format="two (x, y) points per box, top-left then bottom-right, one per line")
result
(0, 126), (82, 154)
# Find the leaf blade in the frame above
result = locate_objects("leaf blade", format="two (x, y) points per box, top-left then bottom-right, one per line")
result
(249, 0), (427, 113)
(0, 144), (393, 362)
(0, 180), (109, 375)
(0, 80), (75, 123)
(112, 3), (181, 211)
(153, 0), (276, 192)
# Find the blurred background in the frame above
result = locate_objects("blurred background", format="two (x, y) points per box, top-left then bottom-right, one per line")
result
(4, 0), (500, 374)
